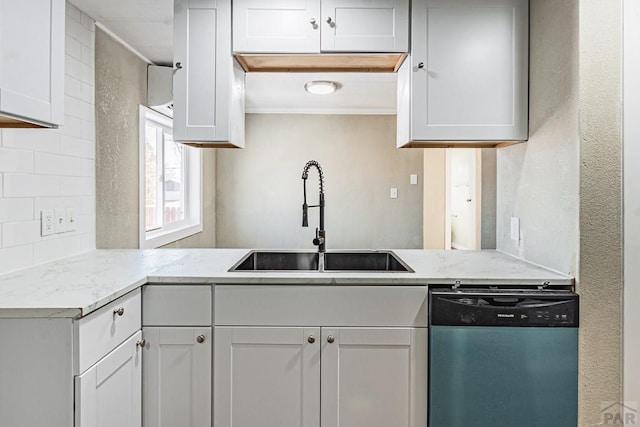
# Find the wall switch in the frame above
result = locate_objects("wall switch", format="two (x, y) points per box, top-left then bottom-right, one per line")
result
(390, 188), (398, 199)
(54, 208), (66, 233)
(510, 217), (520, 241)
(410, 174), (418, 185)
(66, 208), (77, 232)
(41, 210), (54, 236)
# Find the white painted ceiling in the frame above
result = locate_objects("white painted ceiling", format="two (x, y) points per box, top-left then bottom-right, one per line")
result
(70, 0), (397, 114)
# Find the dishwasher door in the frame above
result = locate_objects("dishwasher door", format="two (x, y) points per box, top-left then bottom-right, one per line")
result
(428, 289), (579, 427)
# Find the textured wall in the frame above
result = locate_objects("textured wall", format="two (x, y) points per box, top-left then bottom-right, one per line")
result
(579, 0), (624, 424)
(216, 114), (423, 249)
(95, 29), (216, 249)
(95, 28), (146, 249)
(624, 0), (640, 408)
(496, 0), (579, 276)
(480, 148), (496, 249)
(0, 2), (96, 274)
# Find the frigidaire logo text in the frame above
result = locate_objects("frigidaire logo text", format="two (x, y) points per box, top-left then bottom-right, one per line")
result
(497, 313), (515, 318)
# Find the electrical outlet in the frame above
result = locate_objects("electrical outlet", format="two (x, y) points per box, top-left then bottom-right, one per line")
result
(54, 208), (66, 233)
(390, 188), (398, 199)
(66, 208), (77, 232)
(510, 217), (520, 241)
(41, 210), (54, 236)
(410, 174), (418, 185)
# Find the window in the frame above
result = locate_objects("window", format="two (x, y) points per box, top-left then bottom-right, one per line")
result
(139, 106), (202, 248)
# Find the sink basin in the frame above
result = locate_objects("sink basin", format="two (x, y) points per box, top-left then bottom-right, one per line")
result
(231, 251), (319, 271)
(229, 250), (413, 272)
(324, 251), (413, 272)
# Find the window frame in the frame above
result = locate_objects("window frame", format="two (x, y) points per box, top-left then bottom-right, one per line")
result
(138, 106), (203, 249)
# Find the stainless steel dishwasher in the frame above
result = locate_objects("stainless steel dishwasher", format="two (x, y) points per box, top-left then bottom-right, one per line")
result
(428, 288), (579, 427)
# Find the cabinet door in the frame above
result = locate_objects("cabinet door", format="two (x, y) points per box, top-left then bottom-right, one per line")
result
(174, 0), (243, 145)
(0, 0), (64, 126)
(410, 0), (528, 141)
(321, 328), (427, 427)
(143, 327), (212, 427)
(320, 0), (408, 52)
(215, 326), (321, 427)
(75, 331), (143, 427)
(233, 0), (320, 53)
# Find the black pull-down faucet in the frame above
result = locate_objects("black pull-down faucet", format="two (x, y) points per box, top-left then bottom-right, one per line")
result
(301, 160), (325, 253)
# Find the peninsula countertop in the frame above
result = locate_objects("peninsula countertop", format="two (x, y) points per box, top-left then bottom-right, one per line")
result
(0, 248), (572, 318)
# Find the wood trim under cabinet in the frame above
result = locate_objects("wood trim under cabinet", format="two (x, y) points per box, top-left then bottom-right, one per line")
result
(234, 53), (408, 73)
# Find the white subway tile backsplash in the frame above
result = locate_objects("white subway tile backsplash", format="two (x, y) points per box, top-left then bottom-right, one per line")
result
(67, 17), (93, 47)
(1, 221), (40, 248)
(3, 174), (61, 198)
(0, 199), (34, 223)
(0, 245), (34, 273)
(66, 35), (82, 61)
(35, 153), (93, 177)
(0, 148), (34, 173)
(60, 135), (95, 159)
(61, 176), (93, 196)
(64, 95), (94, 122)
(34, 233), (94, 265)
(66, 2), (81, 23)
(80, 12), (94, 31)
(65, 75), (83, 100)
(1, 129), (61, 153)
(81, 45), (94, 68)
(0, 1), (96, 274)
(61, 114), (83, 139)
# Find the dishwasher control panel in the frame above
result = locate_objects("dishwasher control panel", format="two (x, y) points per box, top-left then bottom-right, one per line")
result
(429, 289), (579, 327)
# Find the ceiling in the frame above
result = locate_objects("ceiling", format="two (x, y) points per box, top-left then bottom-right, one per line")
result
(70, 0), (397, 114)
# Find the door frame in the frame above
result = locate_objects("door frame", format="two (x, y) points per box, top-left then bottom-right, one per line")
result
(445, 148), (482, 250)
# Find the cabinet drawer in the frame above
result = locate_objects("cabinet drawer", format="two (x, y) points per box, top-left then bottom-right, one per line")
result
(142, 285), (212, 326)
(75, 288), (141, 374)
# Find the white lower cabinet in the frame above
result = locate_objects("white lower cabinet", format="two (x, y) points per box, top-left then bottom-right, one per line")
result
(215, 326), (427, 427)
(321, 328), (427, 427)
(142, 327), (212, 427)
(75, 330), (143, 427)
(215, 327), (321, 427)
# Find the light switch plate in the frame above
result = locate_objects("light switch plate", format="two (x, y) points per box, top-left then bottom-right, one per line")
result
(66, 208), (76, 232)
(54, 208), (66, 233)
(510, 217), (520, 241)
(390, 188), (398, 199)
(410, 174), (418, 185)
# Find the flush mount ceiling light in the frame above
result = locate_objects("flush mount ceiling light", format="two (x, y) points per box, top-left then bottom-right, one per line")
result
(304, 80), (339, 95)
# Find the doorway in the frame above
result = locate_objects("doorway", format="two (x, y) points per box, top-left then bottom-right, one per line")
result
(446, 149), (481, 250)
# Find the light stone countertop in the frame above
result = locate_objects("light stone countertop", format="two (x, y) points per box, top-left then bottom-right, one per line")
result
(0, 248), (572, 318)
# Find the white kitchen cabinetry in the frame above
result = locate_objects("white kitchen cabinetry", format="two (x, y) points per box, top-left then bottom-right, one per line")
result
(397, 0), (529, 147)
(214, 286), (428, 427)
(75, 331), (143, 427)
(0, 0), (64, 127)
(142, 285), (213, 427)
(233, 0), (408, 53)
(215, 327), (321, 427)
(0, 288), (142, 427)
(173, 0), (245, 147)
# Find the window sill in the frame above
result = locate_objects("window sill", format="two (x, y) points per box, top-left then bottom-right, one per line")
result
(140, 222), (203, 249)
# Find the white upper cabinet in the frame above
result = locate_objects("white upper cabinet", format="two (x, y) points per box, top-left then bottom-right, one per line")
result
(398, 0), (528, 147)
(0, 0), (64, 128)
(173, 0), (245, 147)
(233, 0), (409, 53)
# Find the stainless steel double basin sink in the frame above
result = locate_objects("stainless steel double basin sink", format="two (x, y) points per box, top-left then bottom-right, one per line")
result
(229, 250), (413, 273)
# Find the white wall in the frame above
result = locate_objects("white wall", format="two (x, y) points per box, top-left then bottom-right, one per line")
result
(0, 2), (95, 274)
(624, 0), (640, 408)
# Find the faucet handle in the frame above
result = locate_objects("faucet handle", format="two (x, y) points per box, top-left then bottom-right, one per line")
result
(313, 228), (325, 247)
